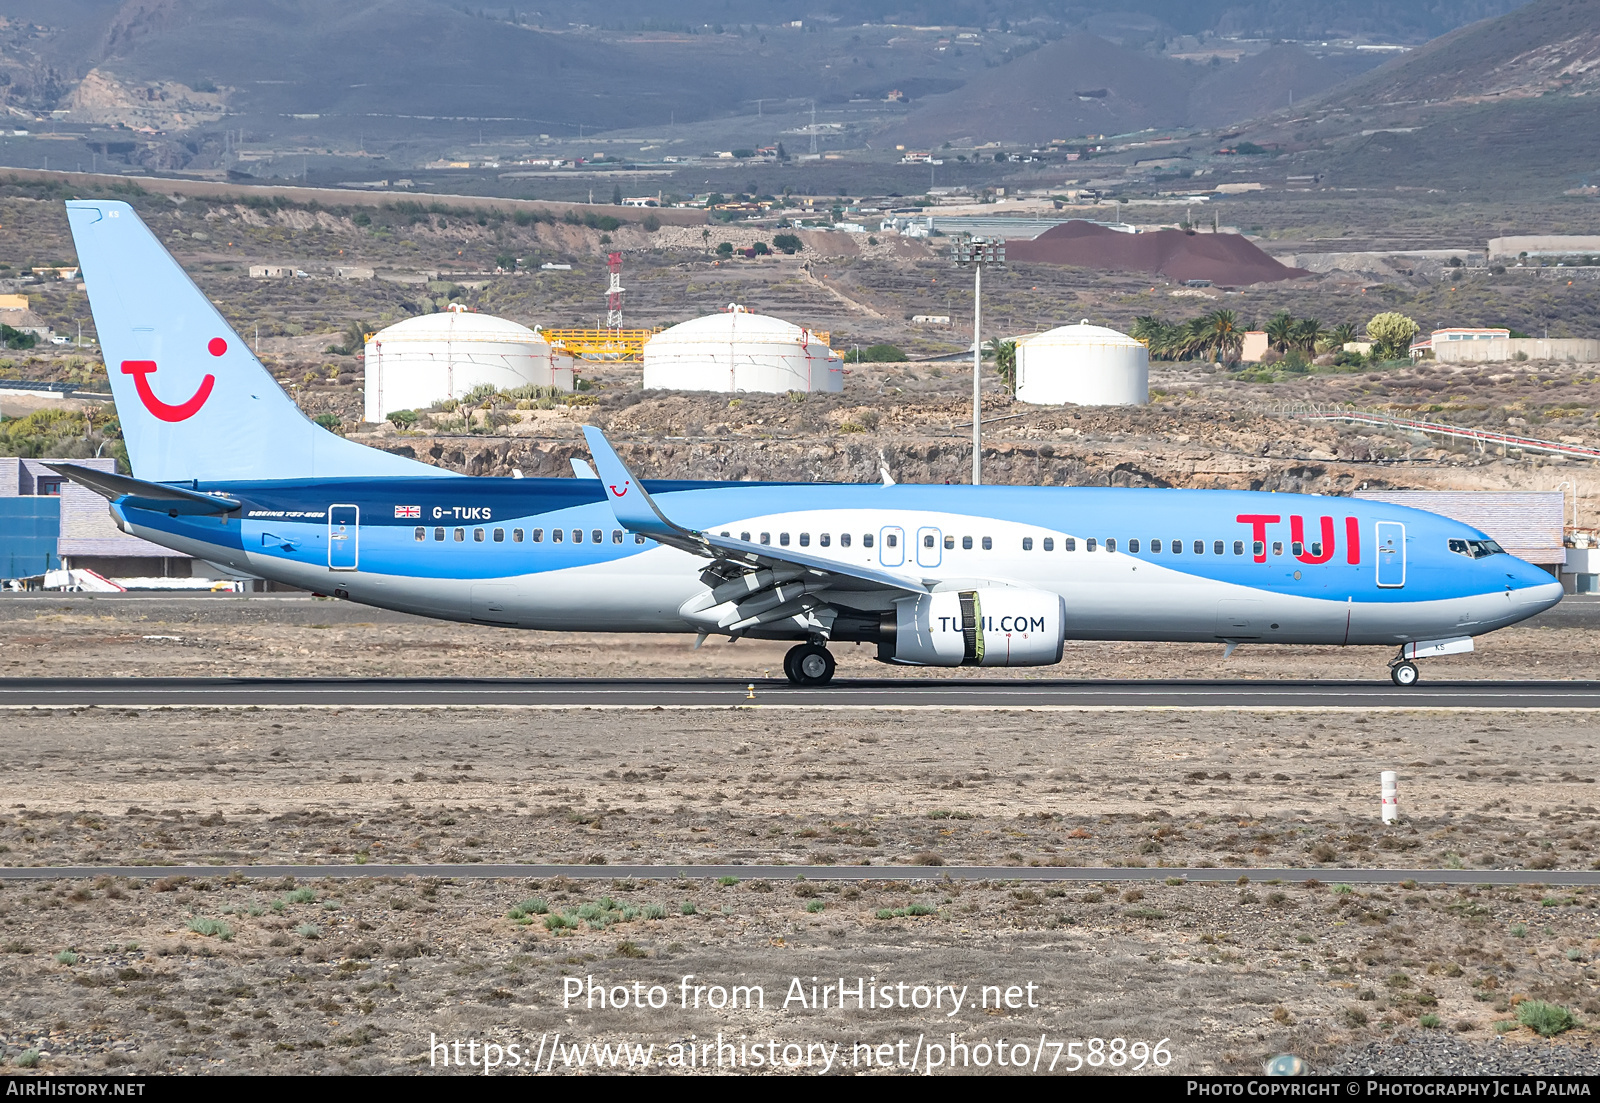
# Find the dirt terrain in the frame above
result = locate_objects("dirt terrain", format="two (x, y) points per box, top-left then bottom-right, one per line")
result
(0, 702), (1595, 1075)
(0, 597), (1597, 1074)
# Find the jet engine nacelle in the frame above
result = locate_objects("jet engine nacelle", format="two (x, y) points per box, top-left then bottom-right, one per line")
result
(888, 587), (1066, 667)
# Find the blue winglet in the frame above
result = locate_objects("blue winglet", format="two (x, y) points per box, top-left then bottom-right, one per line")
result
(582, 426), (685, 540)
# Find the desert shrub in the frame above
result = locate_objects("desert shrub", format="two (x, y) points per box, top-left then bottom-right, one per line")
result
(844, 344), (907, 363)
(1516, 1000), (1577, 1036)
(187, 918), (233, 940)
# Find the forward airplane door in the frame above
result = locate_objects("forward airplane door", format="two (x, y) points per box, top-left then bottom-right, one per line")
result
(1375, 521), (1405, 588)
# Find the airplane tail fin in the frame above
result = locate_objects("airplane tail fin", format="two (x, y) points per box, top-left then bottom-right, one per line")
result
(65, 200), (449, 483)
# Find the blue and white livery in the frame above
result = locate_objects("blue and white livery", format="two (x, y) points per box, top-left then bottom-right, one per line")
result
(52, 200), (1562, 686)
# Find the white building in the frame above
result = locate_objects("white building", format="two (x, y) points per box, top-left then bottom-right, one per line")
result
(363, 306), (573, 422)
(1013, 320), (1148, 406)
(642, 305), (842, 394)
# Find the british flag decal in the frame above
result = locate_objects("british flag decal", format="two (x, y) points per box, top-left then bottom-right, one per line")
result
(394, 505), (421, 519)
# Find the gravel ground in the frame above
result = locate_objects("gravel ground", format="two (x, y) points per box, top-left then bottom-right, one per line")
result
(1325, 1030), (1600, 1074)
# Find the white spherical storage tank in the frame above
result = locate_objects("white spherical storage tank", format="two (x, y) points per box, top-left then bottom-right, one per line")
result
(363, 305), (574, 422)
(643, 305), (843, 394)
(1014, 320), (1148, 406)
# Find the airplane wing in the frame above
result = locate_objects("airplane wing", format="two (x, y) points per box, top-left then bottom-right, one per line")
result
(582, 425), (926, 596)
(583, 426), (928, 639)
(46, 462), (241, 515)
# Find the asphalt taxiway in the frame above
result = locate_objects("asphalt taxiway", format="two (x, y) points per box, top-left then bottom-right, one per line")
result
(0, 676), (1597, 709)
(0, 864), (1595, 885)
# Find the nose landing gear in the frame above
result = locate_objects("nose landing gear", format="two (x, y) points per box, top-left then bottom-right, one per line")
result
(783, 643), (836, 686)
(1390, 660), (1419, 687)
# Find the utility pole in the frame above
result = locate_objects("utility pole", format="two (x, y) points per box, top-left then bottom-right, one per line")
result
(951, 235), (1005, 485)
(810, 101), (817, 155)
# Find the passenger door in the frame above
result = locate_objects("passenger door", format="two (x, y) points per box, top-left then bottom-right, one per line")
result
(916, 526), (942, 568)
(1375, 521), (1405, 588)
(879, 525), (905, 567)
(328, 504), (359, 571)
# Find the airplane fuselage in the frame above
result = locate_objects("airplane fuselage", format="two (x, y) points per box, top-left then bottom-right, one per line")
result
(109, 476), (1563, 650)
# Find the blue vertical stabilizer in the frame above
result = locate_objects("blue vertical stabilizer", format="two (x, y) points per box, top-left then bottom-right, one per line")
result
(65, 200), (453, 483)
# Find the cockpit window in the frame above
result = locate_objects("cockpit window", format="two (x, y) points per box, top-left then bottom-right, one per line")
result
(1448, 537), (1505, 559)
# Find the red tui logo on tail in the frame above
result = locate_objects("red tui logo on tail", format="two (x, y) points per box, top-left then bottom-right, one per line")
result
(609, 481), (630, 498)
(120, 338), (226, 422)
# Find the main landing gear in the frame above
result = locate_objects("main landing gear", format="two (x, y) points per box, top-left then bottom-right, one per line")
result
(784, 643), (836, 686)
(1390, 660), (1420, 687)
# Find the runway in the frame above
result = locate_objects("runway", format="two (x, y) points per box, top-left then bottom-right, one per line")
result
(0, 864), (1594, 885)
(2, 676), (1598, 709)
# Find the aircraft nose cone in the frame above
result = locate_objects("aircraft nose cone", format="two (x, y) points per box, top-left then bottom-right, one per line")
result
(1512, 575), (1564, 613)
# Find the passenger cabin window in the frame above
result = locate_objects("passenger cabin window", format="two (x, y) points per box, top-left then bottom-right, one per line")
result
(863, 534), (873, 548)
(552, 529), (563, 543)
(741, 532), (751, 542)
(1233, 540), (1243, 555)
(474, 528), (485, 542)
(980, 536), (991, 550)
(1253, 540), (1264, 557)
(1310, 542), (1322, 557)
(1150, 539), (1161, 552)
(780, 533), (791, 546)
(925, 534), (937, 548)
(592, 529), (602, 544)
(1171, 539), (1181, 554)
(962, 536), (973, 550)
(1449, 538), (1504, 558)
(1022, 537), (1033, 551)
(414, 527), (426, 541)
(493, 528), (504, 542)
(1193, 540), (1204, 555)
(1086, 538), (1097, 552)
(1105, 538), (1117, 553)
(454, 528), (465, 542)
(760, 533), (771, 545)
(1043, 537), (1054, 552)
(841, 534), (852, 548)
(1213, 540), (1224, 555)
(435, 527), (446, 541)
(799, 533), (810, 547)
(885, 533), (898, 547)
(612, 530), (623, 544)
(944, 535), (954, 549)
(1272, 541), (1284, 556)
(634, 534), (646, 544)
(532, 528), (543, 542)
(1291, 541), (1304, 556)
(1127, 538), (1138, 553)
(572, 529), (583, 543)
(513, 529), (524, 543)
(820, 534), (831, 547)
(1064, 537), (1076, 551)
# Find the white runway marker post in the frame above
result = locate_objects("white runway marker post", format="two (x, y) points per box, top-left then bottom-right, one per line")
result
(1381, 770), (1399, 824)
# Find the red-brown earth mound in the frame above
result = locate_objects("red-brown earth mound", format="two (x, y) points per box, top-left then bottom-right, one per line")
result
(1006, 220), (1310, 286)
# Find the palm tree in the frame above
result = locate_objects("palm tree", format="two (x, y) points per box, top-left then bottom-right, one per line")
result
(1179, 316), (1210, 360)
(1131, 315), (1177, 360)
(1329, 322), (1358, 351)
(1292, 317), (1329, 355)
(985, 338), (1018, 391)
(1264, 310), (1296, 353)
(1204, 308), (1242, 363)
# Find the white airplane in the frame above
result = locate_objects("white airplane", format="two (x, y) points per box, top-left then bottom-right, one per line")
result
(49, 199), (1562, 686)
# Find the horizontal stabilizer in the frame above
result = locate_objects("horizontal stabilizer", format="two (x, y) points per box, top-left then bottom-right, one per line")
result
(45, 462), (240, 515)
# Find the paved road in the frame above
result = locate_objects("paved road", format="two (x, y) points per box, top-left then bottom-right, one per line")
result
(2, 676), (1598, 709)
(0, 864), (1594, 885)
